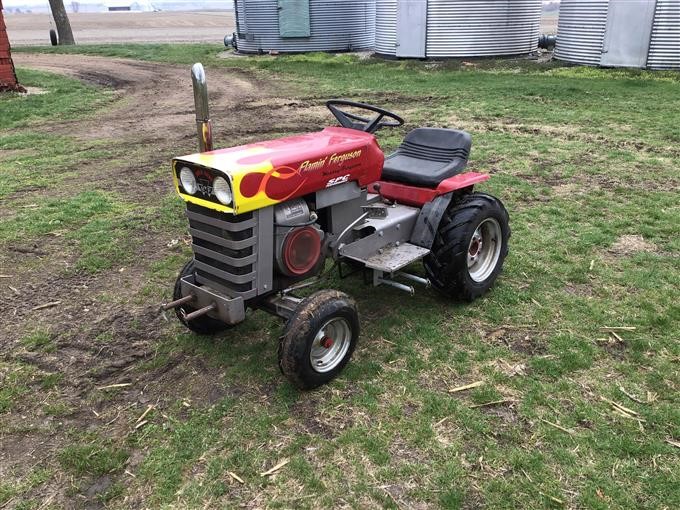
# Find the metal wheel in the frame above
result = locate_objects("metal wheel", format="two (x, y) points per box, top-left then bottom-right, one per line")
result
(467, 218), (502, 283)
(309, 317), (352, 373)
(278, 290), (359, 389)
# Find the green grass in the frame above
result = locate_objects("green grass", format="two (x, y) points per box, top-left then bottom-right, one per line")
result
(0, 362), (36, 414)
(58, 443), (129, 476)
(0, 190), (141, 272)
(0, 468), (51, 507)
(1, 68), (114, 130)
(3, 44), (679, 508)
(21, 330), (54, 352)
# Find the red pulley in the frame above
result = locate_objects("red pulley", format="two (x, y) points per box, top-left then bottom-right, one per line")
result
(282, 227), (321, 276)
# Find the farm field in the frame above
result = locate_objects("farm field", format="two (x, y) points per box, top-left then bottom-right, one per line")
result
(4, 11), (235, 46)
(1, 45), (679, 509)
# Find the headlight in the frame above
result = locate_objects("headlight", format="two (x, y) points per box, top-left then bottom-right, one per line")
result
(213, 176), (233, 206)
(179, 167), (197, 194)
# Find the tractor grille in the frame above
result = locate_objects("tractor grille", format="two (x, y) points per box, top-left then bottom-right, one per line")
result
(186, 203), (258, 299)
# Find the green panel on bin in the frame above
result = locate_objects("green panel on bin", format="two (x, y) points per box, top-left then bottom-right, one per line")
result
(278, 0), (311, 38)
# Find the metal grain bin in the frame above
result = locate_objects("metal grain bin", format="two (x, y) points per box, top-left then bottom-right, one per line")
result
(375, 0), (398, 55)
(555, 0), (680, 70)
(647, 0), (680, 70)
(554, 0), (609, 65)
(233, 0), (376, 54)
(374, 0), (542, 59)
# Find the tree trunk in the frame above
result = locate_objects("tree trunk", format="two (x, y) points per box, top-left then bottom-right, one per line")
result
(47, 0), (75, 45)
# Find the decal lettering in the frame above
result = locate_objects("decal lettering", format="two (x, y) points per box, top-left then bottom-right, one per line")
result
(299, 157), (328, 173)
(326, 174), (350, 188)
(329, 150), (362, 165)
(298, 150), (362, 173)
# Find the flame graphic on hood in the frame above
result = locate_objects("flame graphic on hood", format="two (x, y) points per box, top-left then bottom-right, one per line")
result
(239, 165), (306, 202)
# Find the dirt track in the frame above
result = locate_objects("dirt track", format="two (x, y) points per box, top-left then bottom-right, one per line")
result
(5, 11), (236, 46)
(12, 52), (257, 143)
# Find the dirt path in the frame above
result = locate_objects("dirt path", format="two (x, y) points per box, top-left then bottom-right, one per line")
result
(13, 53), (258, 144)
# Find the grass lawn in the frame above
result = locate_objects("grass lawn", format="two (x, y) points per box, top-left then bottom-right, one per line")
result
(1, 45), (679, 509)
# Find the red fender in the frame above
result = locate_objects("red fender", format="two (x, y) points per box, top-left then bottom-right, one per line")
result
(369, 172), (490, 207)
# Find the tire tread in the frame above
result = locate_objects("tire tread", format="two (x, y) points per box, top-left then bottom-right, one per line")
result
(424, 192), (510, 301)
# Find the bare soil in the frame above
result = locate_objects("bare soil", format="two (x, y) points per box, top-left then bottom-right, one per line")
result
(5, 11), (235, 46)
(608, 234), (658, 256)
(1, 53), (326, 508)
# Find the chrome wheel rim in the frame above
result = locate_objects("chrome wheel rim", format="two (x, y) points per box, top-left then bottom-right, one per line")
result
(310, 317), (352, 373)
(467, 218), (502, 283)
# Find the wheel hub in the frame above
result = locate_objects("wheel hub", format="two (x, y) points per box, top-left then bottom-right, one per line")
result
(467, 218), (502, 283)
(468, 234), (483, 259)
(310, 318), (352, 373)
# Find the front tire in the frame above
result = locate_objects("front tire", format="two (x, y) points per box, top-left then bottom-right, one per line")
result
(278, 290), (359, 390)
(173, 260), (233, 335)
(424, 193), (510, 301)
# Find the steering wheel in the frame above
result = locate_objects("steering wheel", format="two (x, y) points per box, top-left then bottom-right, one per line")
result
(326, 100), (404, 134)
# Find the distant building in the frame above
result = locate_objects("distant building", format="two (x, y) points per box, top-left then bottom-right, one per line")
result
(0, 0), (22, 91)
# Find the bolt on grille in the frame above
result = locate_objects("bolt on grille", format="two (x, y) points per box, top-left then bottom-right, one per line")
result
(186, 203), (258, 299)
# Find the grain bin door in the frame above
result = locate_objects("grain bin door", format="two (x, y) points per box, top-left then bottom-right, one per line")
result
(600, 0), (657, 67)
(396, 0), (427, 58)
(278, 0), (311, 38)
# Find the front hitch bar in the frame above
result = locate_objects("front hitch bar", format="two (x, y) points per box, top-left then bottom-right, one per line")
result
(161, 294), (194, 311)
(181, 302), (217, 321)
(161, 294), (218, 322)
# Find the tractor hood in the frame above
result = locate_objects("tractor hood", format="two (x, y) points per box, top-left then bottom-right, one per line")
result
(173, 127), (384, 215)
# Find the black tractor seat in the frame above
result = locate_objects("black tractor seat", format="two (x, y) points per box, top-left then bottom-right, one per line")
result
(381, 128), (472, 188)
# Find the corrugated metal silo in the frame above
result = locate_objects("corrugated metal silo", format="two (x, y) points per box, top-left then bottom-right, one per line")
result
(233, 0), (376, 54)
(374, 0), (543, 59)
(375, 0), (397, 56)
(554, 0), (609, 65)
(647, 0), (680, 70)
(555, 0), (680, 70)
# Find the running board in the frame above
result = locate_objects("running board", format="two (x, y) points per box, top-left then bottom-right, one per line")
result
(360, 242), (430, 274)
(345, 242), (432, 295)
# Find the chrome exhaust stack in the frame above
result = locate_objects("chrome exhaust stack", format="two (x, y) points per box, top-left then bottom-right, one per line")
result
(191, 63), (213, 153)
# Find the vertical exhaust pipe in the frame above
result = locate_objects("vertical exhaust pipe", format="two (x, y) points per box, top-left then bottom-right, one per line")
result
(191, 63), (213, 153)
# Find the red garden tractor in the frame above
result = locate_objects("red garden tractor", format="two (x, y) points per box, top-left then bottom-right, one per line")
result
(162, 64), (510, 389)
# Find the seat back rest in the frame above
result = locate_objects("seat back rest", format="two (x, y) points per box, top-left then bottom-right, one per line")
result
(397, 128), (472, 164)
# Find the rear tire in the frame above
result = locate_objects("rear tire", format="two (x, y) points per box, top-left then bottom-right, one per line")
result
(49, 29), (58, 46)
(278, 290), (359, 390)
(173, 260), (233, 335)
(424, 192), (510, 301)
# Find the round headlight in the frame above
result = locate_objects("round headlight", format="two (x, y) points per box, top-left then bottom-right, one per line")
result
(179, 167), (197, 195)
(213, 176), (232, 206)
